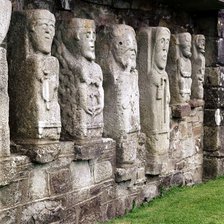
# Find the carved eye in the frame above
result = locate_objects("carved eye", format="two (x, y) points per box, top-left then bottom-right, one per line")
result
(119, 42), (123, 45)
(86, 32), (91, 38)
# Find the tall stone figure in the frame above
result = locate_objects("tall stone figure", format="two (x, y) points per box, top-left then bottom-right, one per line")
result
(54, 18), (104, 141)
(97, 24), (140, 167)
(191, 34), (205, 100)
(167, 32), (192, 105)
(0, 0), (12, 157)
(9, 10), (61, 163)
(137, 27), (171, 175)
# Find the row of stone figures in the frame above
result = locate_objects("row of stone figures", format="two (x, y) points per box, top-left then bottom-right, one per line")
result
(0, 2), (205, 175)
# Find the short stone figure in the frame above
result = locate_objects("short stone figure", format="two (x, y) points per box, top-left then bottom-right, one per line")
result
(167, 32), (192, 104)
(137, 27), (171, 175)
(54, 18), (104, 141)
(191, 34), (205, 100)
(9, 10), (61, 162)
(97, 24), (140, 166)
(0, 0), (12, 157)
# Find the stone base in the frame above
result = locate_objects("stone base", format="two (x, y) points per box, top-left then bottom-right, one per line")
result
(171, 103), (191, 118)
(189, 99), (204, 108)
(74, 138), (105, 160)
(11, 141), (60, 163)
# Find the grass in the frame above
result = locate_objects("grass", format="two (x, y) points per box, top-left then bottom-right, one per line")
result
(106, 177), (224, 224)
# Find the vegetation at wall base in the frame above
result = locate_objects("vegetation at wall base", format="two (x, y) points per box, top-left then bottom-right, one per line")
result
(105, 177), (224, 224)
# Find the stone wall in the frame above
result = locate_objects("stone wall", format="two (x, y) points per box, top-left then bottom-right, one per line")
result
(0, 0), (215, 223)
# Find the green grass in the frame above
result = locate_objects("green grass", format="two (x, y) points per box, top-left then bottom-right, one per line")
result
(106, 177), (224, 224)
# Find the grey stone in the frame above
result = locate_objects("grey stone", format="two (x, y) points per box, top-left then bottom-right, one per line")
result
(115, 167), (137, 182)
(171, 103), (191, 118)
(10, 10), (61, 142)
(54, 18), (104, 141)
(167, 33), (192, 104)
(191, 35), (205, 100)
(93, 161), (113, 183)
(204, 66), (224, 87)
(137, 27), (171, 175)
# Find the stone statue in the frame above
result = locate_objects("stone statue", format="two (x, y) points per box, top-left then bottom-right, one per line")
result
(0, 0), (12, 157)
(167, 32), (192, 104)
(54, 18), (104, 141)
(97, 24), (140, 166)
(191, 34), (205, 100)
(137, 27), (171, 175)
(9, 10), (61, 162)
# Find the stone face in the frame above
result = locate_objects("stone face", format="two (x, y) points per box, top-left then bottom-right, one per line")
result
(9, 10), (61, 142)
(54, 18), (104, 141)
(97, 24), (140, 167)
(167, 32), (192, 104)
(137, 27), (171, 175)
(191, 35), (205, 100)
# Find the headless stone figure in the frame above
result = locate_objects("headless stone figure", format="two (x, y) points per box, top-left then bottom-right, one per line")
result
(54, 18), (104, 141)
(138, 27), (171, 175)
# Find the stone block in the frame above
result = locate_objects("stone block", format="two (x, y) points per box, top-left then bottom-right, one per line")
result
(93, 161), (113, 183)
(181, 138), (195, 158)
(203, 156), (219, 179)
(70, 161), (92, 189)
(0, 209), (17, 224)
(115, 167), (137, 183)
(117, 133), (138, 167)
(204, 66), (224, 87)
(170, 172), (184, 186)
(204, 86), (224, 109)
(218, 37), (224, 65)
(205, 37), (218, 66)
(29, 168), (48, 200)
(136, 167), (146, 184)
(20, 200), (64, 224)
(74, 140), (103, 160)
(171, 103), (191, 118)
(12, 142), (61, 163)
(204, 109), (224, 127)
(189, 99), (204, 108)
(49, 168), (72, 195)
(0, 157), (16, 186)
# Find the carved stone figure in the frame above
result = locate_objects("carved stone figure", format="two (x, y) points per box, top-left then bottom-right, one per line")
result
(167, 32), (192, 104)
(191, 34), (205, 100)
(0, 0), (12, 157)
(54, 18), (104, 141)
(137, 27), (171, 175)
(97, 24), (140, 166)
(9, 10), (61, 162)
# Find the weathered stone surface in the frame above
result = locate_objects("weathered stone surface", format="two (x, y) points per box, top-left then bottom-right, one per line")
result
(0, 209), (17, 224)
(0, 0), (12, 45)
(0, 157), (16, 186)
(21, 200), (64, 224)
(70, 161), (92, 188)
(54, 18), (104, 141)
(204, 66), (224, 87)
(9, 10), (61, 143)
(203, 156), (219, 179)
(167, 32), (192, 104)
(204, 37), (218, 67)
(12, 142), (61, 163)
(204, 109), (224, 127)
(204, 86), (224, 109)
(115, 167), (137, 182)
(189, 99), (204, 108)
(137, 27), (170, 175)
(93, 161), (113, 183)
(191, 35), (205, 100)
(97, 24), (140, 140)
(0, 0), (11, 157)
(171, 103), (191, 118)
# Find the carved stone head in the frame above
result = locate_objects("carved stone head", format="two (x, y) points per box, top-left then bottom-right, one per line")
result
(153, 27), (170, 71)
(194, 34), (205, 54)
(62, 18), (96, 61)
(0, 0), (12, 45)
(109, 24), (137, 72)
(177, 32), (192, 58)
(26, 10), (56, 55)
